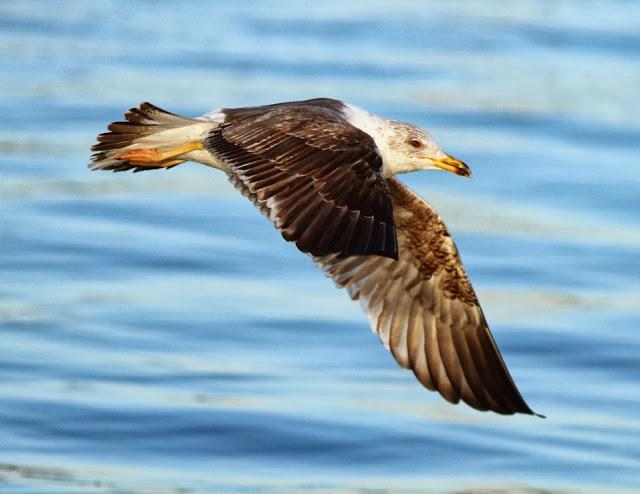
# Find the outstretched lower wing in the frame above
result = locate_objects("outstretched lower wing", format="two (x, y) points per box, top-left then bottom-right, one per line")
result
(315, 178), (540, 416)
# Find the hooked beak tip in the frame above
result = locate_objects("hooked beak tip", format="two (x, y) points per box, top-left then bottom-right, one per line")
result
(432, 155), (472, 178)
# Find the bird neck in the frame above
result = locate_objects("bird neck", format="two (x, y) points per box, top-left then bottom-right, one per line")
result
(341, 103), (405, 177)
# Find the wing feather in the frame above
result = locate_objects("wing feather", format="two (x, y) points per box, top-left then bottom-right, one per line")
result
(203, 101), (397, 259)
(315, 178), (539, 416)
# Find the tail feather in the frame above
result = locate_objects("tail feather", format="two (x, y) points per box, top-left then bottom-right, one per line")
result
(90, 102), (213, 173)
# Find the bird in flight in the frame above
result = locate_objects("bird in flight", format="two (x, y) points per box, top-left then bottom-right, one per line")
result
(90, 98), (541, 417)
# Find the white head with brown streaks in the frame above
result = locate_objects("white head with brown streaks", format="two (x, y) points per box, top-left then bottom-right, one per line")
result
(342, 103), (471, 178)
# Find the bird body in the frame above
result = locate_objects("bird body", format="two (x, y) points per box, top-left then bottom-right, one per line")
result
(91, 98), (540, 417)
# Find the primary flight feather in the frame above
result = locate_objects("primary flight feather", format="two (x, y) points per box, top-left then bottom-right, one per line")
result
(90, 98), (541, 417)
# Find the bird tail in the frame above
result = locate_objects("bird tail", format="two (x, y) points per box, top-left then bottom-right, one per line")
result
(89, 102), (215, 173)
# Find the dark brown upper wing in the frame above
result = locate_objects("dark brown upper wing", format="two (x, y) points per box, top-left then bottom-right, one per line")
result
(315, 178), (540, 416)
(204, 103), (397, 259)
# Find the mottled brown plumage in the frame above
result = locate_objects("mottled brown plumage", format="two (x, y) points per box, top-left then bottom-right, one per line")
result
(386, 178), (478, 306)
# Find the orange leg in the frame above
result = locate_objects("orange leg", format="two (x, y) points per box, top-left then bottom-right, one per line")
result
(116, 141), (204, 167)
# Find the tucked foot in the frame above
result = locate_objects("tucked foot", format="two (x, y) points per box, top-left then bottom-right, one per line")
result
(115, 141), (205, 168)
(116, 148), (163, 165)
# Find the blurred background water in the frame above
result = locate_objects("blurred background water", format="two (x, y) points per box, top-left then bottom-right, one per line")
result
(1, 1), (639, 493)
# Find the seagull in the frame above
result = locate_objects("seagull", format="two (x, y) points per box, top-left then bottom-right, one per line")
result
(90, 98), (541, 417)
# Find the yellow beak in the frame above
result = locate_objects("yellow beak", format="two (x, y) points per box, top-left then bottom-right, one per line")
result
(432, 154), (472, 178)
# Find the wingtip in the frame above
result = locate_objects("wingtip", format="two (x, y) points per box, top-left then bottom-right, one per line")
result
(522, 405), (545, 418)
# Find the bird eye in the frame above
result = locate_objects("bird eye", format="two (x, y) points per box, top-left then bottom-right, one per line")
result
(409, 139), (422, 148)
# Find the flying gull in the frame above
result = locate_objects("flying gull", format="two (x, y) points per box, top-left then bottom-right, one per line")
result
(90, 98), (541, 417)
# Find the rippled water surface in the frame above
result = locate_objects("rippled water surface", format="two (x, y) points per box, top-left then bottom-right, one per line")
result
(2, 1), (640, 493)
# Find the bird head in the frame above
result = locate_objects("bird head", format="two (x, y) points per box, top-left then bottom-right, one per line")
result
(382, 122), (471, 178)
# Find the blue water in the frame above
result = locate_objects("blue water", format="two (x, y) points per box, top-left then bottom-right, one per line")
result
(2, 1), (640, 492)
